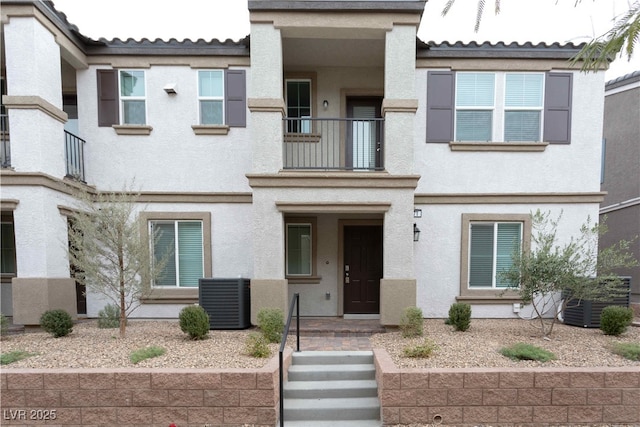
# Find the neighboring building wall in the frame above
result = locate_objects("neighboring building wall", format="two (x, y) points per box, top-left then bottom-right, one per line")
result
(601, 71), (640, 306)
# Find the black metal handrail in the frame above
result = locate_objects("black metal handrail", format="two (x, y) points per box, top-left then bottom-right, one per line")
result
(283, 117), (384, 170)
(279, 292), (300, 427)
(64, 130), (86, 182)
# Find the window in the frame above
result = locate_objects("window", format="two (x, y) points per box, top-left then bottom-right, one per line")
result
(427, 71), (572, 144)
(151, 220), (203, 287)
(284, 217), (319, 283)
(119, 70), (146, 125)
(455, 72), (543, 142)
(198, 70), (224, 125)
(455, 73), (495, 141)
(1, 216), (16, 276)
(504, 73), (544, 141)
(459, 213), (531, 300)
(286, 80), (312, 133)
(286, 223), (312, 276)
(468, 222), (522, 288)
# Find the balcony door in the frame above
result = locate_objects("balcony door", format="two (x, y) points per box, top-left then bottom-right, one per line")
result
(346, 97), (383, 170)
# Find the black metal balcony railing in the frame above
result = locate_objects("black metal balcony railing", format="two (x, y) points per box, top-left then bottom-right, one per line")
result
(283, 117), (384, 170)
(1, 114), (10, 168)
(65, 130), (86, 182)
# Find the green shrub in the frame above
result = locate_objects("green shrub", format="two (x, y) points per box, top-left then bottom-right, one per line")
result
(399, 306), (423, 338)
(610, 342), (640, 361)
(179, 305), (210, 340)
(499, 343), (556, 362)
(403, 339), (438, 358)
(246, 332), (271, 358)
(0, 313), (8, 337)
(40, 309), (73, 338)
(0, 350), (37, 365)
(257, 308), (284, 343)
(448, 302), (472, 332)
(97, 304), (121, 329)
(600, 306), (633, 336)
(129, 346), (166, 364)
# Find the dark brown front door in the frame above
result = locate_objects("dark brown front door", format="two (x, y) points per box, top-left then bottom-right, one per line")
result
(344, 225), (383, 314)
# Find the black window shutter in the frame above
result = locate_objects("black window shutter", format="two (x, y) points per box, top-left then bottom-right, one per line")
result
(426, 71), (455, 143)
(225, 69), (246, 127)
(543, 72), (572, 144)
(97, 69), (118, 127)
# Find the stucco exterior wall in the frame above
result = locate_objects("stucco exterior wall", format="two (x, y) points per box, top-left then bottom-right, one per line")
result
(77, 65), (252, 192)
(414, 69), (604, 194)
(413, 203), (601, 318)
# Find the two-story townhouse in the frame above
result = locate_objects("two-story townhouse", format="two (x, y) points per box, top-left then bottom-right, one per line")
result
(600, 70), (640, 313)
(1, 0), (606, 326)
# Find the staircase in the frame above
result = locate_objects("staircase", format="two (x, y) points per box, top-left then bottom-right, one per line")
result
(282, 350), (381, 426)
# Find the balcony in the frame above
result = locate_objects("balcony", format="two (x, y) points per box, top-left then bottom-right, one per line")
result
(283, 117), (384, 171)
(1, 114), (10, 168)
(64, 130), (86, 182)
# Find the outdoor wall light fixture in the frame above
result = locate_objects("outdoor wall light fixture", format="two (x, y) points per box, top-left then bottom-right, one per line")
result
(413, 223), (421, 242)
(323, 100), (329, 109)
(413, 208), (422, 218)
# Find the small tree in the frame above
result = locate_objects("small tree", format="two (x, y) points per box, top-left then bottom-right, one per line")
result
(67, 184), (167, 338)
(500, 210), (638, 338)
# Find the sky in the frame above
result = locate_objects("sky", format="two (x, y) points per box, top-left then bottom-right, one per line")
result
(52, 0), (639, 81)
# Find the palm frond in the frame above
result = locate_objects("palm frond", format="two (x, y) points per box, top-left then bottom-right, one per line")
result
(571, 1), (640, 72)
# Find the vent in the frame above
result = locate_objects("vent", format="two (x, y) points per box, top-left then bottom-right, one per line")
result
(198, 278), (251, 329)
(563, 277), (631, 328)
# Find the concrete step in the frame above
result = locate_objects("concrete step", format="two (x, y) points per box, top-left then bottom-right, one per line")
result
(283, 396), (380, 421)
(283, 379), (378, 398)
(287, 363), (375, 382)
(283, 420), (381, 427)
(291, 350), (374, 365)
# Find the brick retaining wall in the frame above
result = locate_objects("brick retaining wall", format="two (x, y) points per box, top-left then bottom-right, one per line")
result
(1, 348), (638, 426)
(374, 349), (640, 426)
(0, 349), (293, 426)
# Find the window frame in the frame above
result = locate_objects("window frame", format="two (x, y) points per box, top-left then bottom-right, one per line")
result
(459, 213), (531, 301)
(149, 219), (204, 288)
(197, 70), (225, 125)
(118, 69), (147, 125)
(503, 73), (545, 142)
(455, 72), (496, 142)
(453, 72), (546, 143)
(284, 216), (319, 284)
(139, 212), (211, 303)
(1, 214), (16, 280)
(284, 72), (317, 136)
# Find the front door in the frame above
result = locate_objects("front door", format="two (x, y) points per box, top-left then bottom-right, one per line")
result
(344, 225), (383, 314)
(346, 97), (383, 170)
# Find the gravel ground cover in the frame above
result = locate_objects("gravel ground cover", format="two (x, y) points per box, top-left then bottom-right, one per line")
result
(0, 318), (638, 369)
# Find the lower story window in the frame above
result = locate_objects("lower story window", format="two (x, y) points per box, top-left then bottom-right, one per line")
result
(151, 220), (203, 287)
(469, 221), (522, 289)
(286, 223), (312, 276)
(1, 215), (16, 276)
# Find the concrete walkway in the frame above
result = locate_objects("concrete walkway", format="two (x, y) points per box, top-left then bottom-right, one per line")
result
(286, 317), (387, 351)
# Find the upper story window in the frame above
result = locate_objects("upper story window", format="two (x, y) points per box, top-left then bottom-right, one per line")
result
(455, 72), (544, 142)
(455, 73), (495, 141)
(97, 69), (246, 130)
(426, 71), (572, 145)
(119, 70), (146, 125)
(286, 79), (312, 133)
(504, 73), (544, 141)
(198, 70), (224, 125)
